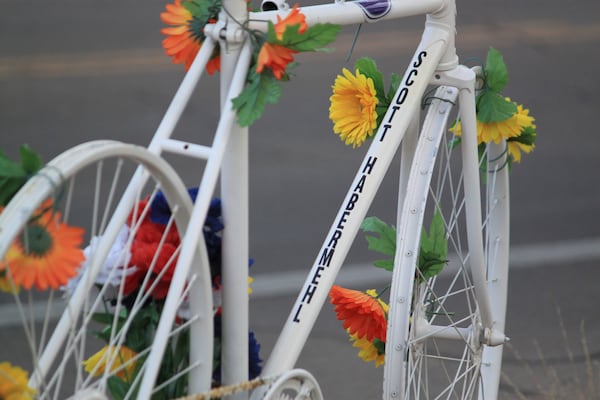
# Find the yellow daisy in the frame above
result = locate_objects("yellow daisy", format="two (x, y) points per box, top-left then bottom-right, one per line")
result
(83, 345), (138, 383)
(350, 334), (385, 367)
(507, 140), (535, 163)
(329, 68), (379, 148)
(0, 362), (36, 400)
(451, 100), (535, 145)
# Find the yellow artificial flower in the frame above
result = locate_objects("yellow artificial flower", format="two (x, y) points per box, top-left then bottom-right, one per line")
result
(83, 345), (138, 383)
(450, 100), (535, 145)
(0, 272), (19, 294)
(507, 140), (535, 163)
(329, 68), (379, 148)
(0, 362), (36, 400)
(350, 334), (385, 367)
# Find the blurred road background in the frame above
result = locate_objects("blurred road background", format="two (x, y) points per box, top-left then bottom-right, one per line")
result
(1, 0), (600, 398)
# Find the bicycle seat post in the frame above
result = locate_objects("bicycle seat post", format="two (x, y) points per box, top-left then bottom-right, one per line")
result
(211, 0), (252, 397)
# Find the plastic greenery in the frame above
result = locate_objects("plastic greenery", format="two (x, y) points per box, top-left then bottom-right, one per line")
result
(161, 0), (340, 127)
(0, 145), (43, 206)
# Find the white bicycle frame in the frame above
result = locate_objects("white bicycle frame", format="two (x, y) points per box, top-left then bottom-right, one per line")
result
(116, 0), (509, 398)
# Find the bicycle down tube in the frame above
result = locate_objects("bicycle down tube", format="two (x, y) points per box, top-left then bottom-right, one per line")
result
(260, 21), (456, 380)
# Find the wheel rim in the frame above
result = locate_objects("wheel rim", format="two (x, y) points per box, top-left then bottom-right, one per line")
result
(0, 141), (213, 399)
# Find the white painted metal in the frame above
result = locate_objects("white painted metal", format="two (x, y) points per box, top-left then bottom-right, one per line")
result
(147, 38), (216, 156)
(259, 23), (450, 387)
(3, 0), (514, 396)
(383, 85), (458, 399)
(0, 141), (198, 394)
(479, 141), (510, 399)
(218, 0), (252, 396)
(138, 41), (254, 399)
(248, 0), (444, 29)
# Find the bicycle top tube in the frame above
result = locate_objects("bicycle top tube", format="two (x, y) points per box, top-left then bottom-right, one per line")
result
(247, 0), (445, 29)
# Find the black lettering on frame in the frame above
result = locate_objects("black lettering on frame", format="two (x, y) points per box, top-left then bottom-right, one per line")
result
(346, 192), (360, 210)
(311, 266), (325, 285)
(319, 246), (335, 266)
(395, 88), (408, 105)
(379, 123), (392, 142)
(413, 51), (427, 68)
(405, 69), (417, 86)
(302, 284), (317, 304)
(362, 156), (377, 175)
(293, 304), (303, 323)
(337, 210), (350, 230)
(354, 176), (366, 194)
(387, 105), (400, 123)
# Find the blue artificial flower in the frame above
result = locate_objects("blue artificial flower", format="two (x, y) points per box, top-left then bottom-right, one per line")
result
(248, 331), (263, 379)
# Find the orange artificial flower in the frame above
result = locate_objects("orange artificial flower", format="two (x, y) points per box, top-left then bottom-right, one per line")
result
(329, 285), (387, 342)
(274, 4), (307, 40)
(160, 0), (220, 73)
(0, 201), (85, 291)
(256, 43), (297, 80)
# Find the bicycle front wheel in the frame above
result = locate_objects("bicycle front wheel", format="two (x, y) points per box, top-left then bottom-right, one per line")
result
(384, 86), (510, 399)
(0, 141), (214, 399)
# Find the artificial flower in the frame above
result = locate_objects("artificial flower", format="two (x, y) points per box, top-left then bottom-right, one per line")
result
(274, 4), (307, 40)
(329, 286), (387, 342)
(0, 272), (18, 294)
(451, 100), (535, 145)
(256, 43), (297, 80)
(507, 138), (535, 163)
(350, 334), (385, 367)
(64, 226), (135, 297)
(0, 362), (36, 399)
(83, 345), (138, 382)
(0, 201), (85, 291)
(329, 68), (379, 148)
(160, 0), (221, 73)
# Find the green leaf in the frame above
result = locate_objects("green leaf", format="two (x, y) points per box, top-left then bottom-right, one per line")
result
(509, 125), (537, 145)
(418, 210), (448, 280)
(361, 216), (397, 257)
(280, 23), (340, 52)
(0, 154), (26, 178)
(0, 177), (26, 206)
(107, 376), (130, 400)
(355, 57), (385, 103)
(232, 71), (282, 127)
(373, 259), (394, 271)
(485, 47), (509, 93)
(476, 91), (517, 123)
(20, 144), (43, 174)
(387, 73), (401, 103)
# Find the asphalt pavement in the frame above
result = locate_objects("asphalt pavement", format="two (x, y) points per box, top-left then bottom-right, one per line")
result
(1, 0), (600, 398)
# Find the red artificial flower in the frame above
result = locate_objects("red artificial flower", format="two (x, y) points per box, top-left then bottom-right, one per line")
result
(124, 199), (181, 300)
(329, 285), (387, 342)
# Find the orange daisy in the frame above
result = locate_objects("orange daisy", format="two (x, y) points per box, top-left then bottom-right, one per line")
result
(0, 201), (85, 291)
(256, 43), (297, 80)
(160, 0), (220, 73)
(274, 4), (307, 40)
(329, 286), (387, 342)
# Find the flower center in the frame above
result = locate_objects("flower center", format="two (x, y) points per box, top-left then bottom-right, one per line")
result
(21, 224), (54, 257)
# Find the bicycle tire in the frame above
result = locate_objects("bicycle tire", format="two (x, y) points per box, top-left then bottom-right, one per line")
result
(383, 86), (510, 399)
(0, 140), (214, 399)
